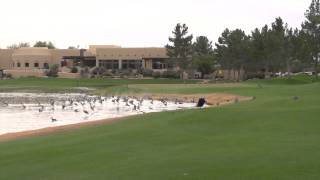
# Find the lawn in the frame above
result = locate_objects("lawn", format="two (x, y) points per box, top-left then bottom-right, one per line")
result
(0, 76), (320, 179)
(0, 77), (198, 93)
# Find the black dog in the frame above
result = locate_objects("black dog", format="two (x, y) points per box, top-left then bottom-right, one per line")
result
(197, 98), (206, 107)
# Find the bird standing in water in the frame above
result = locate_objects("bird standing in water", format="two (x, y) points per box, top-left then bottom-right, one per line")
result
(51, 117), (57, 122)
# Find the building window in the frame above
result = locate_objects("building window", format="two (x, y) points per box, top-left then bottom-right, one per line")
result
(44, 63), (49, 69)
(25, 63), (29, 68)
(122, 60), (142, 70)
(34, 63), (39, 68)
(152, 59), (167, 69)
(99, 60), (119, 69)
(61, 61), (67, 67)
(17, 62), (21, 67)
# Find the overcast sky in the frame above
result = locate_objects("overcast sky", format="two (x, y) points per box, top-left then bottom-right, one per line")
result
(0, 0), (310, 49)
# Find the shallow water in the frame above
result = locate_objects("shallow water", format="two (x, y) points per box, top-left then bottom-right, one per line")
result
(0, 93), (198, 135)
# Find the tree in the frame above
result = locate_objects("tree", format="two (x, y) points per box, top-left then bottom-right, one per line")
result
(283, 28), (304, 76)
(193, 55), (216, 77)
(34, 41), (56, 49)
(270, 17), (286, 73)
(248, 18), (298, 78)
(165, 23), (193, 75)
(192, 36), (215, 77)
(193, 36), (213, 56)
(68, 45), (80, 49)
(215, 29), (250, 81)
(251, 23), (282, 78)
(7, 42), (30, 49)
(249, 28), (266, 73)
(302, 0), (320, 79)
(215, 28), (232, 72)
(298, 30), (314, 69)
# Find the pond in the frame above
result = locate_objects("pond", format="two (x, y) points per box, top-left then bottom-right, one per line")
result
(0, 93), (198, 135)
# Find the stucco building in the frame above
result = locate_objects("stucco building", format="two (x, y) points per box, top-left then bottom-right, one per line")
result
(0, 45), (170, 77)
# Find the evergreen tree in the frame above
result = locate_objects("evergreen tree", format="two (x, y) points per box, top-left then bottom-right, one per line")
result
(215, 29), (250, 80)
(270, 17), (286, 72)
(283, 28), (304, 76)
(249, 28), (266, 72)
(302, 0), (320, 78)
(34, 41), (56, 49)
(166, 23), (193, 73)
(215, 28), (232, 71)
(7, 42), (30, 49)
(193, 36), (213, 56)
(192, 36), (216, 77)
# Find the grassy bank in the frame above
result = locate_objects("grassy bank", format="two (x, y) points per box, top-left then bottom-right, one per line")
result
(0, 77), (198, 93)
(0, 76), (320, 179)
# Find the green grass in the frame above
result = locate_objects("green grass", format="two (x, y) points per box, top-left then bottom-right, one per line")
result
(248, 74), (320, 85)
(0, 77), (198, 93)
(0, 76), (320, 179)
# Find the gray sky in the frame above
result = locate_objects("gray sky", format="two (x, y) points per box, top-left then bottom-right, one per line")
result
(0, 0), (310, 49)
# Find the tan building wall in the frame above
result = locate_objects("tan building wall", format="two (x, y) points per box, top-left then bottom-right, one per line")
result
(4, 69), (46, 78)
(50, 49), (80, 65)
(89, 45), (121, 55)
(96, 48), (167, 60)
(10, 48), (81, 70)
(0, 46), (170, 77)
(0, 49), (14, 69)
(144, 59), (153, 69)
(12, 48), (52, 70)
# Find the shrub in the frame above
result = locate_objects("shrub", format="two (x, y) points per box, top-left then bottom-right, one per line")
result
(91, 67), (107, 76)
(102, 71), (113, 77)
(162, 70), (180, 79)
(4, 73), (12, 79)
(46, 64), (59, 77)
(152, 71), (161, 79)
(142, 69), (153, 77)
(245, 72), (265, 80)
(80, 67), (90, 78)
(111, 69), (119, 75)
(70, 67), (78, 73)
(121, 69), (138, 76)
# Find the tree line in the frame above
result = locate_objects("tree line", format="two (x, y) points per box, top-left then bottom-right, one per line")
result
(7, 41), (56, 49)
(166, 0), (320, 80)
(6, 41), (80, 50)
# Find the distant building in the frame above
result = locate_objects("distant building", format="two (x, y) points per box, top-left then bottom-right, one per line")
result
(0, 45), (170, 77)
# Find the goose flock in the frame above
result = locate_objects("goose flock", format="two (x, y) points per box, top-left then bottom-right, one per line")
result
(0, 93), (200, 135)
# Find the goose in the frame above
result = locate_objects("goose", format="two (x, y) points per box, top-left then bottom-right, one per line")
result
(1, 101), (9, 106)
(39, 105), (45, 112)
(51, 117), (57, 122)
(90, 104), (95, 111)
(83, 110), (89, 114)
(293, 96), (299, 101)
(21, 103), (26, 110)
